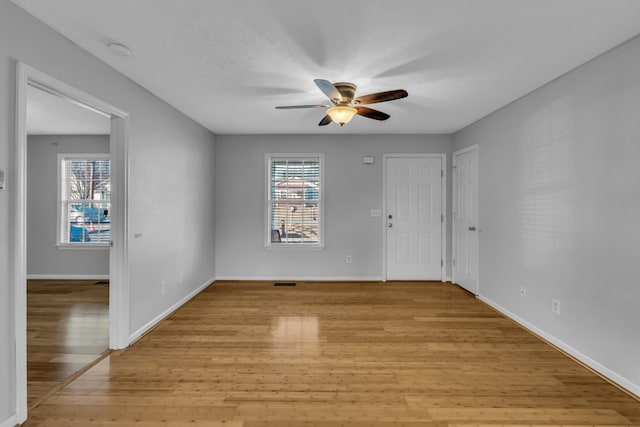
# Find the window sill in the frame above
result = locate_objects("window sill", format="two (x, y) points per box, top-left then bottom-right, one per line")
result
(265, 244), (325, 251)
(55, 244), (109, 250)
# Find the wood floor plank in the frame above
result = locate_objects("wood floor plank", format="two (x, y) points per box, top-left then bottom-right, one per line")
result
(27, 279), (109, 408)
(24, 281), (640, 426)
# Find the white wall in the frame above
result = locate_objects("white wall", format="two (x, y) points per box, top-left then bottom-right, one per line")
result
(0, 2), (216, 423)
(453, 35), (640, 394)
(215, 134), (452, 280)
(27, 135), (110, 278)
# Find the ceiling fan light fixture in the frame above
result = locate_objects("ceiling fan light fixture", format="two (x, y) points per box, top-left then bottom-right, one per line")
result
(327, 106), (357, 126)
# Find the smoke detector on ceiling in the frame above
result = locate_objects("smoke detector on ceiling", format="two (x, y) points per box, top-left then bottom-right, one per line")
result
(108, 42), (131, 57)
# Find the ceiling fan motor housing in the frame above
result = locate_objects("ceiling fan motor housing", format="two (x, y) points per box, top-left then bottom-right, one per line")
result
(333, 82), (357, 103)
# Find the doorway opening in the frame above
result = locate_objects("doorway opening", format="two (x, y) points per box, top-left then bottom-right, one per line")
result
(14, 62), (130, 423)
(25, 83), (112, 408)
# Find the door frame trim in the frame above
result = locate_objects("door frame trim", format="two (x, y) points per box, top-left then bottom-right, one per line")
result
(382, 153), (447, 282)
(452, 144), (479, 294)
(14, 62), (131, 423)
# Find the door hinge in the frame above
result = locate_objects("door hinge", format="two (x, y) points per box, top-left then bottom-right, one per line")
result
(441, 169), (444, 177)
(441, 214), (444, 223)
(453, 259), (456, 266)
(441, 259), (443, 267)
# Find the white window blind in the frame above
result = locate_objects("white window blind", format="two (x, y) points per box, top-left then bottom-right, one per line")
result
(267, 155), (323, 246)
(59, 155), (111, 245)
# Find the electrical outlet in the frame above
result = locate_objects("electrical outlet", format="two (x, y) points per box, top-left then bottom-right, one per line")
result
(520, 286), (527, 298)
(346, 255), (352, 264)
(160, 281), (166, 295)
(552, 298), (561, 315)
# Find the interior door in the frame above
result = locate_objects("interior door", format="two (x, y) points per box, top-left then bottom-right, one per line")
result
(386, 156), (442, 280)
(453, 147), (478, 294)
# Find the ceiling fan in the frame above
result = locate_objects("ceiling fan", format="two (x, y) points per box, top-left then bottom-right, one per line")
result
(276, 79), (408, 127)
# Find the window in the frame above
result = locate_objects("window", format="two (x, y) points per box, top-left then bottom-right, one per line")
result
(58, 154), (111, 246)
(267, 154), (323, 247)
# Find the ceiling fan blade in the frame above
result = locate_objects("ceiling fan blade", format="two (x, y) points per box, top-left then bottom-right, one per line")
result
(275, 104), (330, 109)
(314, 79), (342, 103)
(354, 89), (408, 105)
(356, 106), (390, 121)
(318, 115), (332, 126)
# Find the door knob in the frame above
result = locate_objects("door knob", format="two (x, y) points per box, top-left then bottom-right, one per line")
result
(388, 223), (393, 228)
(388, 214), (393, 219)
(468, 226), (476, 231)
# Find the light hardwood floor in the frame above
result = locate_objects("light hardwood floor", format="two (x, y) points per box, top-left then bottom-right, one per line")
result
(24, 281), (640, 426)
(27, 279), (109, 408)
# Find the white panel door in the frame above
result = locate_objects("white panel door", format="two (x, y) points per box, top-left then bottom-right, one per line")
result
(386, 156), (442, 280)
(453, 147), (478, 294)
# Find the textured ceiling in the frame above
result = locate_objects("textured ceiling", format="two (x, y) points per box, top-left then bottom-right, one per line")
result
(13, 0), (640, 134)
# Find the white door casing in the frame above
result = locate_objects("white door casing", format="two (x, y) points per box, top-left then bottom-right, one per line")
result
(453, 145), (479, 294)
(384, 155), (443, 280)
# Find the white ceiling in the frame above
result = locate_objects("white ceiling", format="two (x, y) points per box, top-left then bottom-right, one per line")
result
(13, 0), (640, 135)
(27, 85), (110, 135)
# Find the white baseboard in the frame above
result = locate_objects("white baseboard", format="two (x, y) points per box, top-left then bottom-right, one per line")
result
(128, 277), (214, 343)
(26, 274), (109, 280)
(0, 415), (17, 427)
(478, 295), (640, 399)
(215, 276), (385, 282)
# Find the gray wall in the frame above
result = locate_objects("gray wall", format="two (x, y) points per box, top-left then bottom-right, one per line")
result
(27, 135), (110, 277)
(215, 134), (452, 280)
(453, 35), (640, 392)
(0, 2), (216, 423)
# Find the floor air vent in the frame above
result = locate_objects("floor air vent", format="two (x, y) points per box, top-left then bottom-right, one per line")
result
(274, 282), (296, 287)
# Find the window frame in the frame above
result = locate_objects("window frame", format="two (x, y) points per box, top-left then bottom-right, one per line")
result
(56, 153), (111, 249)
(265, 153), (325, 249)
